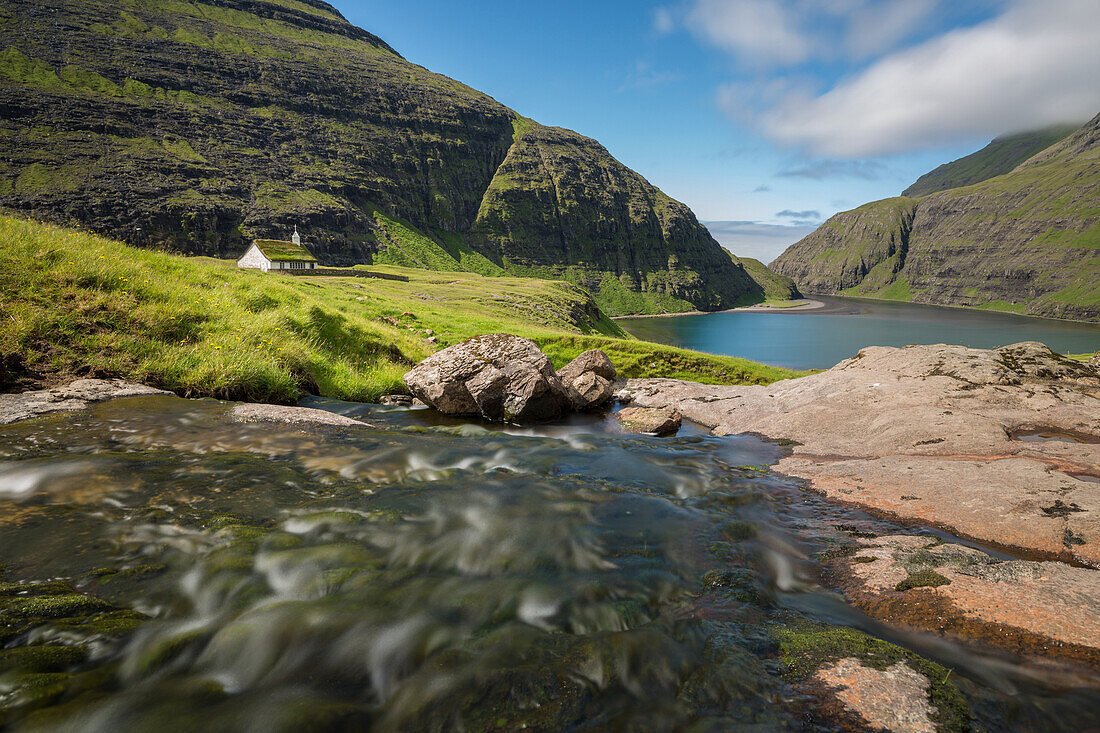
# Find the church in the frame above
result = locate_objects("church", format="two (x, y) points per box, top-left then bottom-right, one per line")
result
(236, 227), (318, 272)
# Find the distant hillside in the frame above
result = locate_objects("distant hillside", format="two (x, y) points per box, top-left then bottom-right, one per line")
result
(0, 0), (762, 316)
(729, 254), (801, 301)
(771, 113), (1100, 322)
(902, 124), (1079, 197)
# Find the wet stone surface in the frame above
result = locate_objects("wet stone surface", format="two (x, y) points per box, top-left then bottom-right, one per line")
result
(0, 395), (1098, 730)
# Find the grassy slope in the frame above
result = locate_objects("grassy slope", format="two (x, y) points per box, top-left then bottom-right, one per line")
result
(902, 124), (1080, 197)
(729, 254), (801, 302)
(0, 215), (802, 403)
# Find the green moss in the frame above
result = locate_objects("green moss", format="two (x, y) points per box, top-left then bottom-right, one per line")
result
(0, 48), (64, 90)
(161, 137), (206, 163)
(59, 66), (122, 96)
(896, 568), (951, 592)
(1, 594), (114, 620)
(773, 624), (969, 732)
(0, 646), (87, 674)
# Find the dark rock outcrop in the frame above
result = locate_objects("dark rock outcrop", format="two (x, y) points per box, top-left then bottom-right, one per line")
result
(771, 113), (1100, 321)
(0, 0), (761, 315)
(402, 335), (570, 423)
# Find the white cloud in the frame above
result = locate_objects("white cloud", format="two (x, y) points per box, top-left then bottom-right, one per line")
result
(619, 61), (679, 92)
(762, 0), (1100, 156)
(653, 7), (676, 34)
(843, 0), (940, 59)
(686, 0), (812, 66)
(672, 0), (955, 68)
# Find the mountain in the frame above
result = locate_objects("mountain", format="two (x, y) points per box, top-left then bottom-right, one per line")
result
(770, 113), (1100, 322)
(902, 124), (1080, 197)
(729, 254), (801, 302)
(0, 0), (763, 316)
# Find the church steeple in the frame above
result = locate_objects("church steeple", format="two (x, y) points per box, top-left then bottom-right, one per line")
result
(292, 225), (301, 246)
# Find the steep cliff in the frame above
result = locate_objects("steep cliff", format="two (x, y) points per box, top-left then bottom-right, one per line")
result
(0, 0), (759, 314)
(772, 113), (1100, 321)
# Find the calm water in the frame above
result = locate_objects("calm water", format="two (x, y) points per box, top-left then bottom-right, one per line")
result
(620, 297), (1100, 370)
(1, 396), (1098, 730)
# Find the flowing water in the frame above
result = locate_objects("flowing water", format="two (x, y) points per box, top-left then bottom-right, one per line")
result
(620, 296), (1100, 370)
(1, 396), (1099, 731)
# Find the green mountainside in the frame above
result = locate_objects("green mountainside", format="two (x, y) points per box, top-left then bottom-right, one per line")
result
(728, 253), (801, 301)
(902, 124), (1080, 197)
(771, 113), (1100, 322)
(0, 0), (763, 316)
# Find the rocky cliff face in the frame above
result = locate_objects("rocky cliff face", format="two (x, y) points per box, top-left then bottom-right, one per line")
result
(0, 0), (759, 314)
(772, 113), (1100, 321)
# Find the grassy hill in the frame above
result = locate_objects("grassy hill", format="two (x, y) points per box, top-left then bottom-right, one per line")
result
(0, 215), (802, 402)
(729, 254), (801, 302)
(0, 0), (762, 316)
(772, 113), (1100, 321)
(902, 124), (1080, 197)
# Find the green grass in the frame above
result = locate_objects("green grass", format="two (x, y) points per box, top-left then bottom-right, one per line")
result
(370, 210), (463, 271)
(0, 215), (802, 403)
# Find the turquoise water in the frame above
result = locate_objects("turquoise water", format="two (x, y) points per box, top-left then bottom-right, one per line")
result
(620, 297), (1100, 370)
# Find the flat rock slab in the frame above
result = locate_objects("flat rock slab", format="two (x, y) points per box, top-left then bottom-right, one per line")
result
(812, 658), (936, 733)
(833, 534), (1100, 663)
(625, 342), (1100, 565)
(228, 403), (370, 427)
(0, 380), (170, 425)
(614, 406), (682, 435)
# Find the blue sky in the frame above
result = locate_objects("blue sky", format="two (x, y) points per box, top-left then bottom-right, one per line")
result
(338, 0), (1100, 262)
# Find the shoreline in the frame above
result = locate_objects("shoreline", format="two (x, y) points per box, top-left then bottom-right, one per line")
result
(614, 294), (1100, 326)
(613, 298), (827, 320)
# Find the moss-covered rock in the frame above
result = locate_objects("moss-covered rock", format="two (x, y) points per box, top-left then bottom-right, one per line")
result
(772, 623), (970, 732)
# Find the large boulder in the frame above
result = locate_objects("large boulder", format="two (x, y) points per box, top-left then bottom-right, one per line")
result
(558, 350), (616, 411)
(403, 335), (570, 423)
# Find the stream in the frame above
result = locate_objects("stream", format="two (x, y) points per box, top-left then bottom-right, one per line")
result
(1, 395), (1099, 730)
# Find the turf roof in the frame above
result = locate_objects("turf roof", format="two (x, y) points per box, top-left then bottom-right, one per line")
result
(253, 239), (318, 262)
